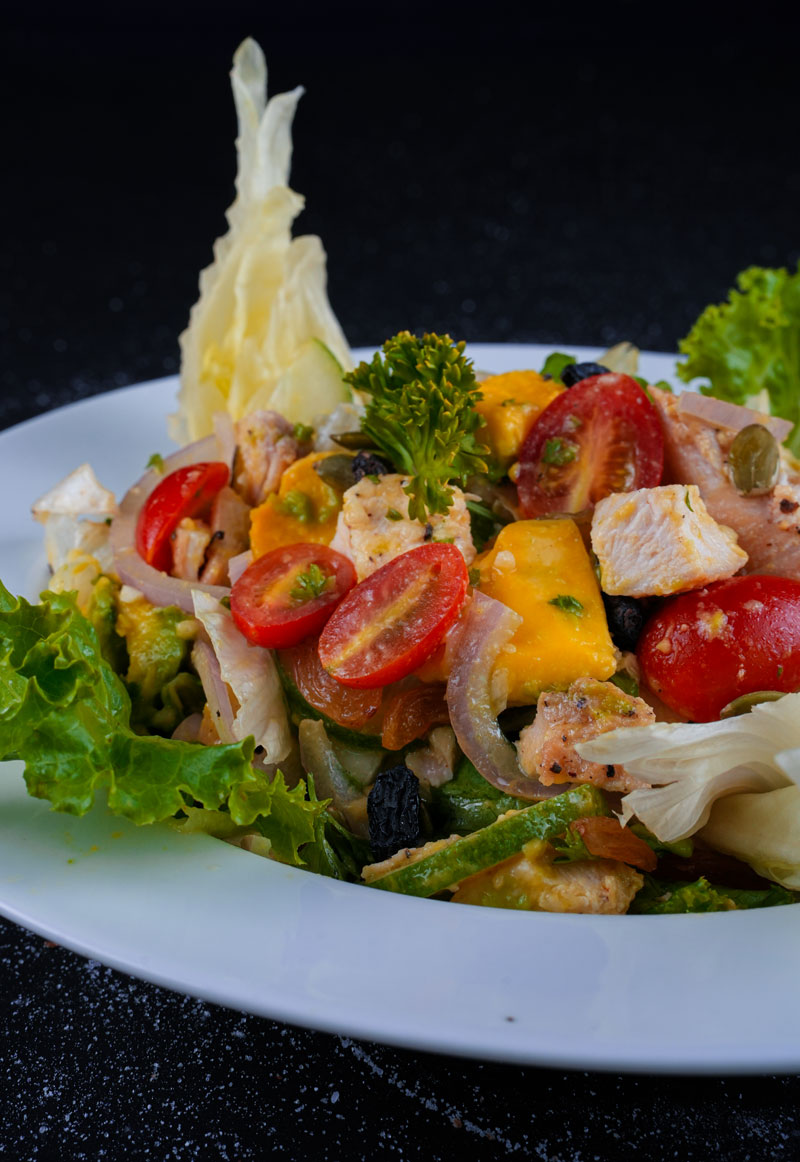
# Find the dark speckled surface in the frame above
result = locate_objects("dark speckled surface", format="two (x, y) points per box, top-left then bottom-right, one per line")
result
(3, 4), (800, 1158)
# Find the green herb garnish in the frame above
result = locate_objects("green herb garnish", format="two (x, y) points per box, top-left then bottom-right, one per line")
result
(541, 437), (578, 466)
(290, 562), (332, 604)
(549, 595), (584, 616)
(146, 452), (165, 474)
(344, 331), (489, 522)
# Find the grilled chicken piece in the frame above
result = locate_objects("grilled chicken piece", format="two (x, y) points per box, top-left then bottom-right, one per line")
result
(517, 677), (655, 794)
(200, 486), (252, 585)
(451, 840), (643, 914)
(329, 474), (475, 580)
(172, 518), (213, 582)
(591, 484), (747, 597)
(233, 410), (302, 506)
(650, 387), (800, 578)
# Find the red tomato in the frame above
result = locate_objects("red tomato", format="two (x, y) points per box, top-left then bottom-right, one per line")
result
(231, 544), (356, 649)
(318, 544), (469, 689)
(638, 575), (800, 721)
(516, 373), (664, 517)
(381, 683), (450, 751)
(278, 636), (382, 732)
(136, 462), (230, 572)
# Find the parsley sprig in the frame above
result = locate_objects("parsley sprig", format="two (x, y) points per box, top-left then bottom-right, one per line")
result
(344, 332), (489, 522)
(290, 563), (332, 605)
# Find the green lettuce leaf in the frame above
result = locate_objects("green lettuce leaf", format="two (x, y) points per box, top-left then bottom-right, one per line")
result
(0, 583), (321, 858)
(677, 264), (800, 455)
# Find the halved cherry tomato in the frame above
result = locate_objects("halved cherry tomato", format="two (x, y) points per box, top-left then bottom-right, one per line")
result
(516, 373), (663, 517)
(136, 461), (230, 572)
(638, 575), (800, 721)
(319, 544), (469, 689)
(231, 544), (356, 649)
(278, 636), (382, 732)
(381, 683), (450, 751)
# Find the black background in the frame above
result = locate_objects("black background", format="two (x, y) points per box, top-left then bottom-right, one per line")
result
(3, 2), (800, 1158)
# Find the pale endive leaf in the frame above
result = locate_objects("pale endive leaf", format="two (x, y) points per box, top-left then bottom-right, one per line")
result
(577, 693), (800, 842)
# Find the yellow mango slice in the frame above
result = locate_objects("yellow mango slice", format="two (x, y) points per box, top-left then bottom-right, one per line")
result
(476, 371), (563, 470)
(250, 452), (342, 557)
(475, 519), (616, 703)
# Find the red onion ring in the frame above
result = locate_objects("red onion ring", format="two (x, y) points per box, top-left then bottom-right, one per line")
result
(446, 592), (571, 801)
(191, 640), (236, 743)
(110, 435), (231, 613)
(678, 392), (793, 444)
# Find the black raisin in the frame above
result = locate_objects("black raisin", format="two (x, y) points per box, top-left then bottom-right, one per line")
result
(352, 451), (391, 482)
(367, 765), (421, 862)
(561, 361), (610, 388)
(603, 594), (646, 652)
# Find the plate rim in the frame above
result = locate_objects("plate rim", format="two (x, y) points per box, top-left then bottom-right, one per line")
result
(2, 342), (797, 1076)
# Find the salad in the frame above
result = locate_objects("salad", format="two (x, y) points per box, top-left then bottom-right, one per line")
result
(3, 40), (800, 916)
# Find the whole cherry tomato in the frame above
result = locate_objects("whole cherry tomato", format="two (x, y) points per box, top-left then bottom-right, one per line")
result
(638, 575), (800, 721)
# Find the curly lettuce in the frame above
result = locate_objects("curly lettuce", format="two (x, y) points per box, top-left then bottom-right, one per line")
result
(677, 264), (800, 455)
(0, 582), (322, 863)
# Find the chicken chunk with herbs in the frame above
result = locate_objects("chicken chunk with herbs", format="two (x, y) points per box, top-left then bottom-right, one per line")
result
(591, 484), (748, 597)
(650, 386), (800, 578)
(517, 677), (655, 794)
(451, 838), (643, 914)
(330, 474), (475, 580)
(233, 410), (303, 506)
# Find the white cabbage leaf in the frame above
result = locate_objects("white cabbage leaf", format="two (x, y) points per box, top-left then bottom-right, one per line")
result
(577, 694), (800, 842)
(700, 785), (800, 890)
(173, 37), (352, 444)
(32, 463), (117, 522)
(191, 589), (291, 763)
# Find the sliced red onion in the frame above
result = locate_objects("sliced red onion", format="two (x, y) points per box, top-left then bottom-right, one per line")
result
(110, 434), (231, 613)
(228, 550), (253, 586)
(446, 592), (571, 801)
(678, 392), (793, 444)
(191, 640), (236, 744)
(171, 713), (204, 743)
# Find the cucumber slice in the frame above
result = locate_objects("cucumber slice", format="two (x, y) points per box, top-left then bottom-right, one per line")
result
(275, 651), (384, 750)
(431, 758), (527, 834)
(368, 784), (608, 898)
(267, 339), (352, 426)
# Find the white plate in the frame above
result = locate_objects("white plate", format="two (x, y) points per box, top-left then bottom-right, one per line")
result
(2, 343), (799, 1075)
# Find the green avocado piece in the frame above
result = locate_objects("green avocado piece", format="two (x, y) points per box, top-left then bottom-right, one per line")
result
(368, 783), (608, 898)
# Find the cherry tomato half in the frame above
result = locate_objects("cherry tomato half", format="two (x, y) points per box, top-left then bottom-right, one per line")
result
(318, 543), (469, 689)
(638, 575), (800, 721)
(231, 543), (356, 649)
(516, 373), (664, 517)
(136, 461), (230, 573)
